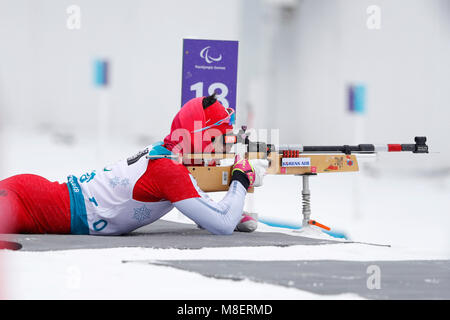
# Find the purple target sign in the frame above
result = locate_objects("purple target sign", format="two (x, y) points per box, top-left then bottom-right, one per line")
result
(181, 39), (239, 111)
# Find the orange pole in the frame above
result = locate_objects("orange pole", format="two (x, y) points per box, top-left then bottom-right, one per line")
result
(308, 220), (331, 231)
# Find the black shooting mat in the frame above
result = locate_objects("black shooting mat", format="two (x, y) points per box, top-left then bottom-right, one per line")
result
(0, 220), (341, 251)
(125, 259), (450, 300)
(3, 220), (447, 299)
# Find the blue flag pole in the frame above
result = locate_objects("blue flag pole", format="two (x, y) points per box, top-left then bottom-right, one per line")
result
(94, 59), (110, 164)
(348, 83), (367, 220)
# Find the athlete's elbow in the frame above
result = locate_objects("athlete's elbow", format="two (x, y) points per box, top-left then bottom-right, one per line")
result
(219, 227), (235, 236)
(209, 224), (235, 236)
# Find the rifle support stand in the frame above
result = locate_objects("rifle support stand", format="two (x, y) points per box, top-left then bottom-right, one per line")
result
(301, 174), (311, 227)
(298, 173), (317, 228)
(296, 173), (332, 232)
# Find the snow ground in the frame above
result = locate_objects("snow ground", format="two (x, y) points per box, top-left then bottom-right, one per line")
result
(0, 126), (449, 299)
(2, 247), (366, 300)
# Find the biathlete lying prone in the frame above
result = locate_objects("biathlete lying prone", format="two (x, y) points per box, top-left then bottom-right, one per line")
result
(0, 93), (267, 235)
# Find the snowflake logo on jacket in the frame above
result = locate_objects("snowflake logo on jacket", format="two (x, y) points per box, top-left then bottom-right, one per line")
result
(109, 177), (129, 189)
(133, 205), (152, 222)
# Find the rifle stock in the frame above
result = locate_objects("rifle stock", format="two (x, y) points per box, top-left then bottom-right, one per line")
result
(185, 152), (359, 193)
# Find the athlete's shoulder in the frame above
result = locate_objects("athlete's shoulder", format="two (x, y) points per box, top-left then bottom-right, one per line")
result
(148, 158), (190, 175)
(143, 158), (199, 202)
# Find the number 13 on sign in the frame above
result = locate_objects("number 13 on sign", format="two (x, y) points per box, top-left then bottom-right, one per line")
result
(190, 82), (229, 108)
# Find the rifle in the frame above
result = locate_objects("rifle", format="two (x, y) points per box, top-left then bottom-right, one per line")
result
(183, 126), (429, 230)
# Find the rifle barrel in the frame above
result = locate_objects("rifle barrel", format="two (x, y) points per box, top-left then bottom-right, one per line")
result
(275, 136), (428, 155)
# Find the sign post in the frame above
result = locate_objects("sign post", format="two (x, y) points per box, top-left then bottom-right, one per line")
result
(180, 39), (244, 217)
(181, 39), (239, 111)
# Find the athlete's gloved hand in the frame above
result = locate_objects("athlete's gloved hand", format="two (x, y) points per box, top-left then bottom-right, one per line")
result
(249, 159), (268, 187)
(231, 156), (268, 190)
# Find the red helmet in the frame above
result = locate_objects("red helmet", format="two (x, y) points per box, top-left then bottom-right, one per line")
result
(163, 94), (234, 154)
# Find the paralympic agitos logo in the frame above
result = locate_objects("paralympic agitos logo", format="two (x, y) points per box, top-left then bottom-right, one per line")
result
(200, 46), (222, 64)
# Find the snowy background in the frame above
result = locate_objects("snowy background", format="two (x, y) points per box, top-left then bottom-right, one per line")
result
(0, 0), (449, 299)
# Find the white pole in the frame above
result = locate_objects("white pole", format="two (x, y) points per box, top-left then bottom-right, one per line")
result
(351, 84), (367, 220)
(353, 113), (365, 220)
(97, 88), (109, 165)
(94, 59), (110, 166)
